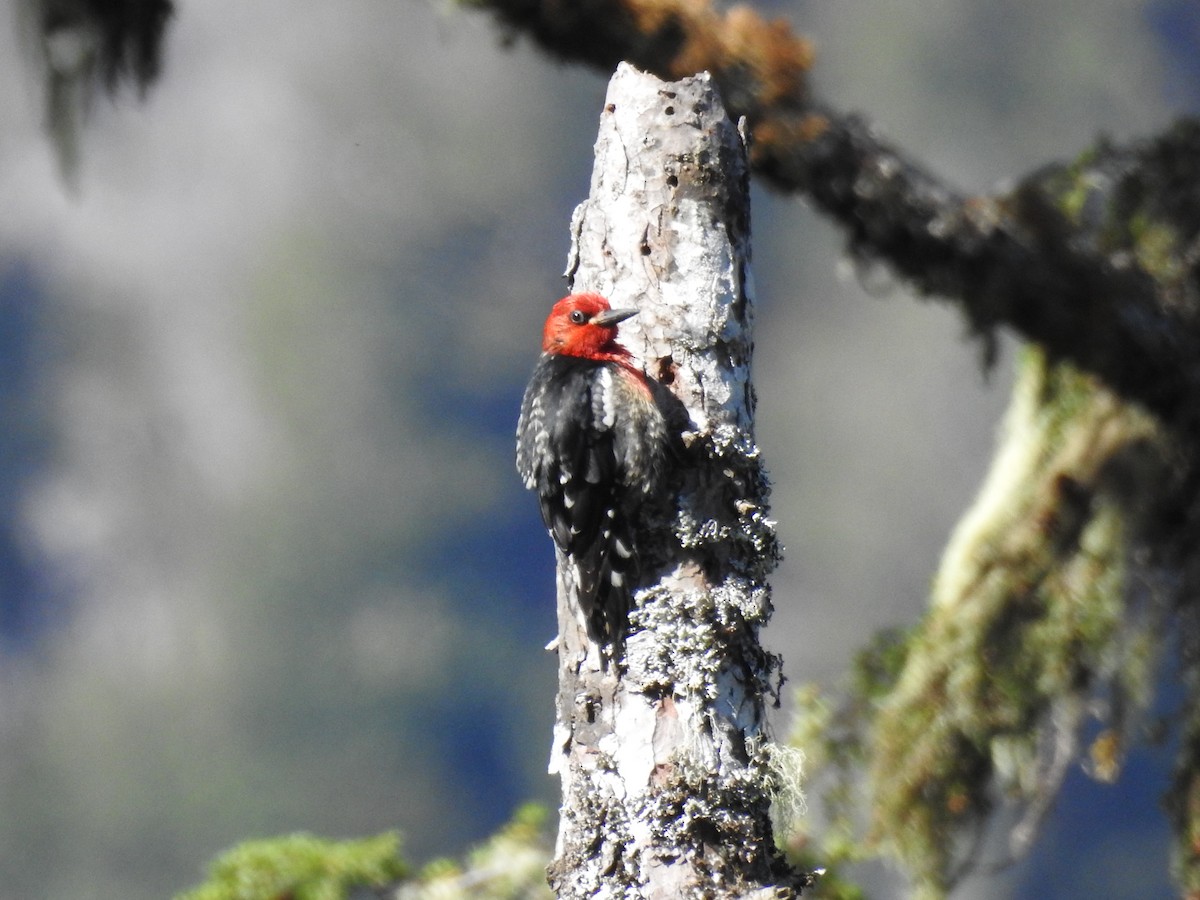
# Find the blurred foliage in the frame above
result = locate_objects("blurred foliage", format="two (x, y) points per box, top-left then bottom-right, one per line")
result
(404, 803), (552, 900)
(1168, 710), (1200, 897)
(175, 831), (407, 900)
(781, 682), (874, 900)
(175, 806), (554, 900)
(25, 0), (174, 182)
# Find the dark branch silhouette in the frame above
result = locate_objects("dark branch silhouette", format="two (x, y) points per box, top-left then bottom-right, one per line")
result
(474, 0), (1200, 441)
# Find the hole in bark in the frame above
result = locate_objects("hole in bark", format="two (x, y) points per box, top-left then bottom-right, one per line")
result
(692, 819), (721, 845)
(656, 355), (676, 385)
(605, 102), (616, 113)
(666, 174), (679, 188)
(664, 105), (675, 115)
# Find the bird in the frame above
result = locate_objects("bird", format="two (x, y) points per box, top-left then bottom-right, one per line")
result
(516, 292), (669, 660)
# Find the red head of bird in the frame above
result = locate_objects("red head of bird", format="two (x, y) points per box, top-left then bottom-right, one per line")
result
(542, 293), (639, 360)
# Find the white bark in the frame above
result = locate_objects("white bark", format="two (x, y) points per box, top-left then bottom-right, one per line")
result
(548, 64), (803, 899)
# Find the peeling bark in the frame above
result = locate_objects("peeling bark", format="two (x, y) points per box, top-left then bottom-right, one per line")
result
(546, 63), (806, 899)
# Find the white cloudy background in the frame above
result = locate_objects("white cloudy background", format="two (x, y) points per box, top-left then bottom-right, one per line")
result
(0, 1), (1190, 898)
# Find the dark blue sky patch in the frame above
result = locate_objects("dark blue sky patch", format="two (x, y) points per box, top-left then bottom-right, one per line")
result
(0, 261), (58, 649)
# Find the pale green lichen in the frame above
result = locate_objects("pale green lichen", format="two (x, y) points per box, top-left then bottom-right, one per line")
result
(780, 346), (1173, 899)
(1129, 212), (1184, 284)
(866, 347), (1165, 895)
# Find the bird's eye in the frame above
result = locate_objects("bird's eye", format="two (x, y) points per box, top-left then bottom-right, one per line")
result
(569, 310), (588, 325)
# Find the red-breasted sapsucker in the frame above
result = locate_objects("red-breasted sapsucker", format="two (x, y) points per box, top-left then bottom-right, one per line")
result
(516, 292), (668, 657)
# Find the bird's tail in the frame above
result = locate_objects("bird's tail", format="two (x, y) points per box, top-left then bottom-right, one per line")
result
(571, 521), (637, 664)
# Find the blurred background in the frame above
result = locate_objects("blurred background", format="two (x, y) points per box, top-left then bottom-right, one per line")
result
(0, 1), (1195, 897)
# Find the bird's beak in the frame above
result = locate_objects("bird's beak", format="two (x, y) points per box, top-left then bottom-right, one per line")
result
(592, 308), (639, 327)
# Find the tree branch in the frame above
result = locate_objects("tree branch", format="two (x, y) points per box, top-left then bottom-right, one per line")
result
(470, 0), (1200, 439)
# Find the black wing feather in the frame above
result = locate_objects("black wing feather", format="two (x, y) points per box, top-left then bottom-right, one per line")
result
(517, 355), (634, 653)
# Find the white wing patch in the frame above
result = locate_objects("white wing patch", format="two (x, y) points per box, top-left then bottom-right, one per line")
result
(593, 366), (616, 430)
(516, 392), (549, 490)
